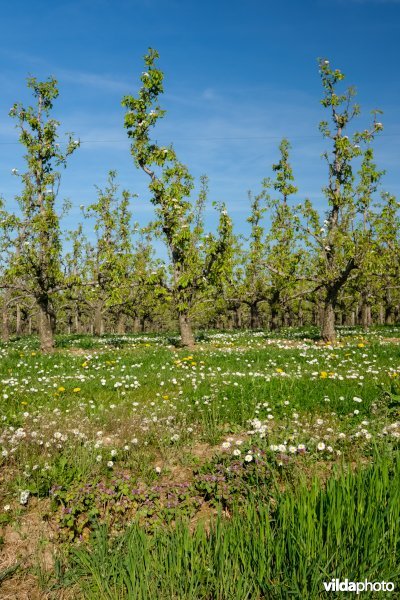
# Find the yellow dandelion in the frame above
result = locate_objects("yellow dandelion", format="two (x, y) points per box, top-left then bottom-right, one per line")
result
(31, 351), (36, 356)
(58, 386), (65, 392)
(276, 368), (283, 373)
(320, 371), (328, 379)
(357, 343), (365, 348)
(73, 387), (81, 393)
(162, 395), (169, 400)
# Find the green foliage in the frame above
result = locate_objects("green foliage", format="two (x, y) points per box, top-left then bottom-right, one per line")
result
(122, 49), (234, 343)
(7, 77), (79, 294)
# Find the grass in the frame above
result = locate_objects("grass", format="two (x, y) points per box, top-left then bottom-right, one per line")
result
(0, 326), (399, 597)
(62, 451), (400, 599)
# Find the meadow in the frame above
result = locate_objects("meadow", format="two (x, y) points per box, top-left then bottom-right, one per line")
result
(0, 327), (399, 598)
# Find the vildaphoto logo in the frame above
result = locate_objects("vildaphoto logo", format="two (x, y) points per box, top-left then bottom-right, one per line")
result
(323, 579), (395, 594)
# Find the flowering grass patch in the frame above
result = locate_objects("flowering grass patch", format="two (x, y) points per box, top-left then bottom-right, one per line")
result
(0, 328), (399, 595)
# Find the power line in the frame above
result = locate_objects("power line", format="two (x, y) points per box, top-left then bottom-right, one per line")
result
(0, 133), (399, 145)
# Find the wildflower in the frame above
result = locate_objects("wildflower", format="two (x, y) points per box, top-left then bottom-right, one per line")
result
(107, 461), (114, 468)
(58, 386), (65, 392)
(232, 448), (241, 456)
(320, 371), (328, 378)
(19, 490), (30, 505)
(244, 454), (253, 462)
(3, 504), (10, 512)
(110, 449), (117, 457)
(317, 442), (326, 451)
(73, 387), (81, 393)
(221, 441), (231, 449)
(353, 396), (362, 403)
(155, 466), (162, 474)
(96, 455), (102, 462)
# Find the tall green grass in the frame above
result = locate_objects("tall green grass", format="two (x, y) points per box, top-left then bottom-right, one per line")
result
(64, 452), (400, 599)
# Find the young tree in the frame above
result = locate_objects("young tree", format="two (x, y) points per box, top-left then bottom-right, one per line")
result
(84, 171), (133, 335)
(266, 138), (303, 329)
(5, 77), (79, 351)
(298, 60), (383, 342)
(240, 189), (269, 328)
(352, 148), (384, 329)
(122, 48), (232, 347)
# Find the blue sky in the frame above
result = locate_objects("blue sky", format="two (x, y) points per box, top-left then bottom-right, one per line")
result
(1, 0), (399, 248)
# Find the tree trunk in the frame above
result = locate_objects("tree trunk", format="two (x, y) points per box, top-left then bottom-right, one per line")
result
(16, 303), (22, 336)
(298, 303), (304, 327)
(2, 304), (10, 342)
(133, 316), (141, 333)
(321, 295), (337, 343)
(361, 302), (371, 331)
(94, 305), (104, 336)
(250, 303), (259, 329)
(74, 314), (80, 334)
(38, 299), (55, 353)
(233, 307), (242, 329)
(270, 306), (280, 331)
(116, 313), (126, 334)
(179, 312), (195, 347)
